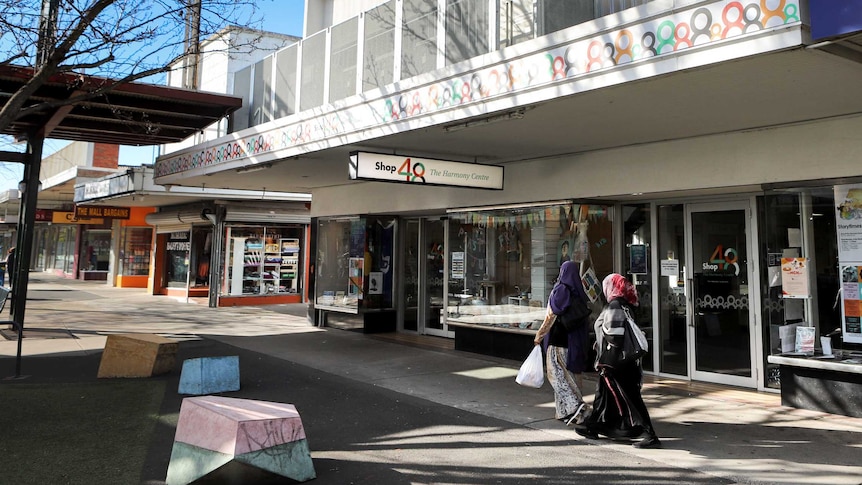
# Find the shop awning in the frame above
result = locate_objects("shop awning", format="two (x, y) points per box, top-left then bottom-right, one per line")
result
(145, 209), (210, 233)
(224, 205), (310, 224)
(0, 64), (242, 145)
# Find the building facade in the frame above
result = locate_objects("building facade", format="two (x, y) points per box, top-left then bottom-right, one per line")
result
(151, 0), (862, 401)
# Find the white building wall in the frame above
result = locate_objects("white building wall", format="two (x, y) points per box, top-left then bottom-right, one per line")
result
(41, 142), (93, 180)
(163, 29), (300, 155)
(309, 114), (862, 217)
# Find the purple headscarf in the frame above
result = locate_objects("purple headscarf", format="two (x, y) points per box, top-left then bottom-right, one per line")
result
(549, 261), (581, 314)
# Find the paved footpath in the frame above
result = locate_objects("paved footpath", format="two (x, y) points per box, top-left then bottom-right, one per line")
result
(2, 274), (861, 485)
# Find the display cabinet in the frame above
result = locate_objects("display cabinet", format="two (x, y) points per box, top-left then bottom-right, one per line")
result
(279, 238), (300, 293)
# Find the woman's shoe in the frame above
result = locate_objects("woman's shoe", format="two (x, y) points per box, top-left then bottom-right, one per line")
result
(565, 402), (587, 426)
(574, 426), (599, 440)
(633, 435), (661, 448)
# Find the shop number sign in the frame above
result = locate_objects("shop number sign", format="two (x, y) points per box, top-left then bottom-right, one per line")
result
(703, 245), (739, 275)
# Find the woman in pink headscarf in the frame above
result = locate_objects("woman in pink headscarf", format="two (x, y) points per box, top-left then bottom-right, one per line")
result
(575, 273), (661, 448)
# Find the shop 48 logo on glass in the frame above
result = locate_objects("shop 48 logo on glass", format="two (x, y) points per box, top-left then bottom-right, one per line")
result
(703, 245), (739, 275)
(397, 158), (426, 183)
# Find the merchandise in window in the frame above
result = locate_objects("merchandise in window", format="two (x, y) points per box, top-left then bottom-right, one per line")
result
(446, 203), (614, 331)
(224, 225), (303, 296)
(120, 227), (152, 276)
(315, 217), (396, 312)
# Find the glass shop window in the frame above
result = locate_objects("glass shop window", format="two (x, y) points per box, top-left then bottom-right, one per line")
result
(446, 203), (614, 330)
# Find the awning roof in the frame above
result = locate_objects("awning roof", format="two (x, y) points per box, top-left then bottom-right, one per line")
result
(0, 64), (242, 145)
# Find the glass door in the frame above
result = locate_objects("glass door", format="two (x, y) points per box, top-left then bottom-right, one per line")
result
(403, 218), (450, 337)
(686, 201), (757, 388)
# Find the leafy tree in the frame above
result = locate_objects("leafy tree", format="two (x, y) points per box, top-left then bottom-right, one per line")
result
(0, 0), (265, 136)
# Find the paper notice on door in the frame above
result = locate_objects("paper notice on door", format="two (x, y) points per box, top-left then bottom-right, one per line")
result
(660, 259), (679, 277)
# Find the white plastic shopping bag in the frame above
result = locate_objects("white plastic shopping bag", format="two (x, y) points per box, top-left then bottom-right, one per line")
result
(515, 345), (544, 388)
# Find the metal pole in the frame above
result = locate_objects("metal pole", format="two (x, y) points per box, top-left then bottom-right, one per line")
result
(12, 133), (43, 378)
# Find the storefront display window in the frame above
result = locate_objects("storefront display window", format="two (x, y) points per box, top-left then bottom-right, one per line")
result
(315, 217), (396, 312)
(223, 225), (304, 296)
(54, 226), (76, 273)
(446, 202), (614, 330)
(165, 231), (191, 288)
(760, 188), (844, 388)
(119, 227), (153, 276)
(191, 227), (212, 288)
(81, 229), (111, 271)
(623, 204), (653, 372)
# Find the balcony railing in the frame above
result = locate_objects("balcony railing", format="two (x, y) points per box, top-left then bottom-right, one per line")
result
(232, 0), (659, 132)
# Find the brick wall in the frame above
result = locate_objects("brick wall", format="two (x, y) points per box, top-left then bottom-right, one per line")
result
(92, 143), (119, 169)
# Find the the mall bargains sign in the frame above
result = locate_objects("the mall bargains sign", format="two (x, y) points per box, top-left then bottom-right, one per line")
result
(349, 152), (503, 190)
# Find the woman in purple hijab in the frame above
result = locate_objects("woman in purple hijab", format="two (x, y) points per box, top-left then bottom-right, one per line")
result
(533, 261), (592, 425)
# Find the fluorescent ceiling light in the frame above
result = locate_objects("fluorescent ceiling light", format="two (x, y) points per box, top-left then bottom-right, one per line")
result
(236, 163), (273, 174)
(443, 108), (527, 133)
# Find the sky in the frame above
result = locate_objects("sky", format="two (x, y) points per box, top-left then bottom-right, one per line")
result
(0, 0), (305, 192)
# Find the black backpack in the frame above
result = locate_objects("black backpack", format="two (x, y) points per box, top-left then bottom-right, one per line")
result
(556, 285), (591, 332)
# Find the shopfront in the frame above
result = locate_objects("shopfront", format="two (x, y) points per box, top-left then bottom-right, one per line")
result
(313, 188), (861, 400)
(116, 213), (155, 288)
(314, 216), (397, 331)
(147, 206), (214, 299)
(146, 202), (311, 306)
(220, 223), (307, 305)
(30, 209), (108, 278)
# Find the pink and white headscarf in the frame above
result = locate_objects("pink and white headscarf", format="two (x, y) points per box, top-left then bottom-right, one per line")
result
(602, 273), (638, 307)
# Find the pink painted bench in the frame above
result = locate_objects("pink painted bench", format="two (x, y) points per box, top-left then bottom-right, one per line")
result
(165, 395), (315, 484)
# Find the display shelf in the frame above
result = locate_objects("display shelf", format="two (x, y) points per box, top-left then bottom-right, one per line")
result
(278, 238), (300, 293)
(228, 235), (301, 296)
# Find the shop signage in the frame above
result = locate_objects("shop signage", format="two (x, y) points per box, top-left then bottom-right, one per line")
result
(349, 151), (504, 190)
(35, 209), (53, 222)
(78, 175), (133, 201)
(810, 0), (862, 41)
(703, 244), (740, 275)
(51, 211), (104, 225)
(75, 205), (131, 219)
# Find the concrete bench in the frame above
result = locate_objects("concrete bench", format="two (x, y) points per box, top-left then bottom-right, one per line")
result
(97, 333), (178, 378)
(178, 356), (240, 395)
(165, 396), (316, 484)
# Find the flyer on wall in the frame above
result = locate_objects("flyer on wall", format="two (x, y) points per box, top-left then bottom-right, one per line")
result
(839, 263), (862, 344)
(834, 185), (862, 261)
(780, 257), (809, 298)
(834, 184), (862, 344)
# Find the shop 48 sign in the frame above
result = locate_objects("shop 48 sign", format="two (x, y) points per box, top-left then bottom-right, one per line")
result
(372, 157), (426, 182)
(396, 158), (425, 182)
(703, 244), (739, 275)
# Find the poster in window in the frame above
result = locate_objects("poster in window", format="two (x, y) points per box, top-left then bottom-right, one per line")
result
(834, 185), (862, 261)
(348, 257), (364, 299)
(839, 264), (862, 343)
(780, 257), (809, 299)
(368, 271), (383, 295)
(835, 184), (862, 343)
(451, 251), (465, 279)
(630, 244), (647, 275)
